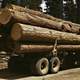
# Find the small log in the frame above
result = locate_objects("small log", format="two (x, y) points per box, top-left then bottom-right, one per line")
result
(57, 45), (80, 51)
(15, 44), (80, 54)
(15, 45), (53, 53)
(11, 23), (80, 44)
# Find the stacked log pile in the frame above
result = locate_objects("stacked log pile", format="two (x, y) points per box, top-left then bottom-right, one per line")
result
(0, 4), (80, 53)
(0, 4), (80, 34)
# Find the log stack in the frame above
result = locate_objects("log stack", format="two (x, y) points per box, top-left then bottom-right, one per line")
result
(0, 4), (80, 53)
(0, 4), (80, 34)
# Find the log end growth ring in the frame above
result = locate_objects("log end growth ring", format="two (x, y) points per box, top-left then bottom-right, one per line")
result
(11, 23), (22, 40)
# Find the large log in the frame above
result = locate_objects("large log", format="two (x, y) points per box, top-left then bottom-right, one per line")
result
(6, 4), (63, 22)
(0, 6), (80, 34)
(6, 4), (80, 34)
(0, 8), (66, 31)
(15, 44), (80, 54)
(6, 4), (80, 26)
(11, 4), (80, 27)
(11, 23), (80, 44)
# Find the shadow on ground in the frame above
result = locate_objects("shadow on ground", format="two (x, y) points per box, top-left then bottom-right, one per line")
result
(0, 66), (79, 80)
(0, 68), (32, 80)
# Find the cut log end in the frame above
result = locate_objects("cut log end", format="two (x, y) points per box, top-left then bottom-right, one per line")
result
(11, 23), (22, 40)
(0, 9), (11, 24)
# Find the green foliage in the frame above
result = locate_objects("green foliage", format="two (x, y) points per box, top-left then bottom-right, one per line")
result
(7, 0), (27, 6)
(8, 0), (17, 4)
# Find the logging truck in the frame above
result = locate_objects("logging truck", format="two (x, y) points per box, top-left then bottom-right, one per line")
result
(0, 2), (80, 75)
(7, 23), (80, 75)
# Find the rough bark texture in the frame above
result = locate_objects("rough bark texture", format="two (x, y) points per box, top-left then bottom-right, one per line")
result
(6, 4), (80, 34)
(57, 45), (80, 51)
(15, 45), (53, 53)
(6, 4), (62, 21)
(0, 5), (80, 34)
(0, 8), (65, 31)
(11, 23), (80, 44)
(6, 4), (80, 26)
(15, 44), (80, 54)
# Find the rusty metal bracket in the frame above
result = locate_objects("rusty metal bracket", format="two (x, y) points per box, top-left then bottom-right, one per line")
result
(49, 31), (58, 57)
(52, 39), (58, 57)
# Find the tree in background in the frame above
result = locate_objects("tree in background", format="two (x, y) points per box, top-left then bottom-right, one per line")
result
(0, 0), (80, 24)
(62, 0), (77, 23)
(39, 0), (49, 13)
(26, 0), (41, 11)
(76, 0), (80, 24)
(47, 0), (63, 18)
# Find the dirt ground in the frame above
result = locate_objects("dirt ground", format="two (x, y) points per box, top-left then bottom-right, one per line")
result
(0, 62), (79, 80)
(0, 67), (79, 80)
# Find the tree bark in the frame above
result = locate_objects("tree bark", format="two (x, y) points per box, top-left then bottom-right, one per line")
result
(0, 8), (66, 31)
(57, 45), (80, 51)
(15, 45), (53, 53)
(11, 23), (80, 44)
(6, 4), (61, 21)
(15, 44), (80, 54)
(6, 4), (80, 34)
(0, 6), (80, 34)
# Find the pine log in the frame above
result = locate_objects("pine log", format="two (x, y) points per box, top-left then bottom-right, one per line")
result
(0, 7), (80, 34)
(11, 4), (80, 27)
(15, 45), (53, 53)
(11, 23), (80, 44)
(0, 8), (66, 31)
(57, 45), (80, 51)
(15, 44), (80, 54)
(6, 4), (61, 21)
(6, 4), (80, 26)
(6, 4), (80, 34)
